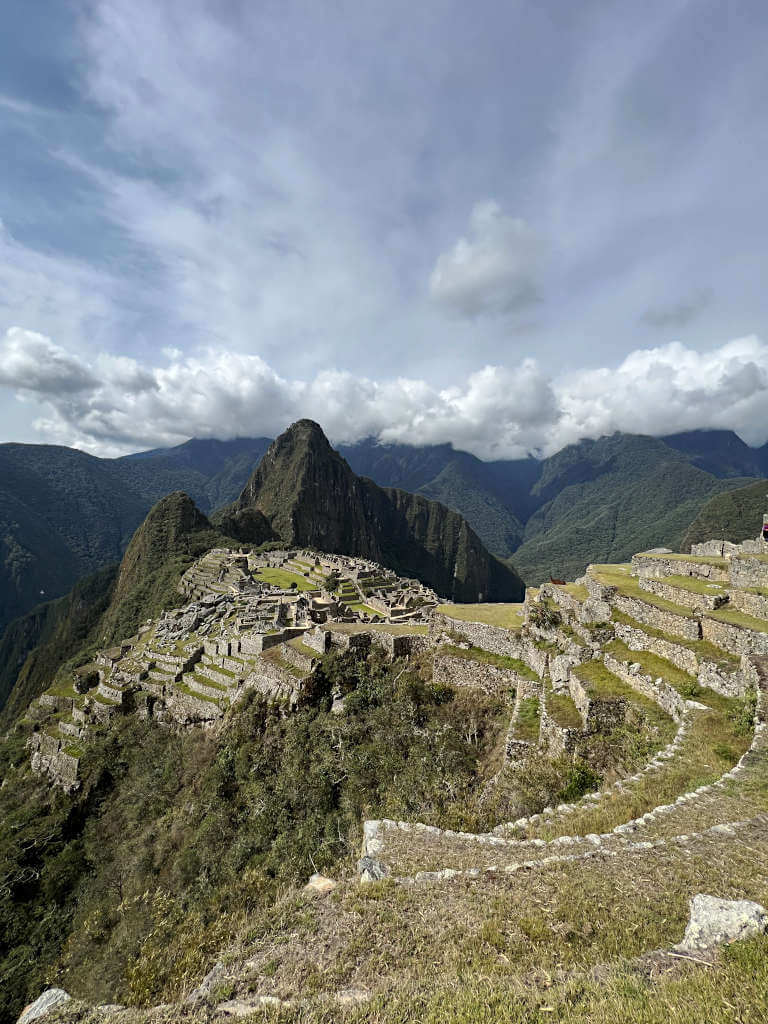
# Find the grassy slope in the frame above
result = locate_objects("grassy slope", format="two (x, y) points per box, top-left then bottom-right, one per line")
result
(682, 478), (768, 550)
(509, 435), (754, 584)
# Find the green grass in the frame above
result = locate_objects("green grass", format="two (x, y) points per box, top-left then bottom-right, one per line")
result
(589, 564), (697, 619)
(436, 603), (524, 628)
(512, 697), (540, 742)
(572, 660), (630, 698)
(662, 574), (728, 595)
(560, 582), (588, 600)
(173, 682), (223, 705)
(610, 609), (740, 669)
(708, 605), (768, 633)
(346, 602), (381, 616)
(545, 687), (583, 729)
(438, 644), (540, 681)
(604, 639), (698, 693)
(253, 568), (316, 592)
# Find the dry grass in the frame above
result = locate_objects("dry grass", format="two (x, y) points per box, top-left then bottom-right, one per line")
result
(437, 603), (525, 628)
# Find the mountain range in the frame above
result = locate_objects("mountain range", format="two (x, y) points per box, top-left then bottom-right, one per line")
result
(1, 425), (767, 645)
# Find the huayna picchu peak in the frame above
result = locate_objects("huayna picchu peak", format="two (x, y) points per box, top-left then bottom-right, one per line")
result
(215, 419), (525, 604)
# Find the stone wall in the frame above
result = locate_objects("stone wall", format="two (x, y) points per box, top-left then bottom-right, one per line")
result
(690, 540), (742, 558)
(729, 589), (768, 621)
(242, 658), (308, 706)
(729, 556), (768, 589)
(567, 670), (628, 733)
(281, 643), (317, 674)
(432, 654), (538, 698)
(538, 694), (583, 758)
(602, 652), (687, 721)
(612, 593), (702, 640)
(631, 554), (729, 581)
(430, 613), (524, 659)
(701, 615), (768, 657)
(613, 620), (698, 674)
(29, 733), (80, 791)
(162, 690), (223, 725)
(638, 576), (727, 611)
(304, 628), (330, 654)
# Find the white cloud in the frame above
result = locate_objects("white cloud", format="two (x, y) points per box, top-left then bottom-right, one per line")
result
(2, 327), (767, 459)
(429, 201), (543, 317)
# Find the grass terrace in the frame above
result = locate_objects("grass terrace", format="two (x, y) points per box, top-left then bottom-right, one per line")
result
(707, 605), (768, 633)
(328, 622), (429, 636)
(260, 647), (308, 678)
(662, 574), (728, 595)
(555, 582), (589, 600)
(438, 644), (540, 681)
(544, 686), (583, 729)
(437, 602), (525, 629)
(589, 564), (697, 619)
(287, 637), (320, 660)
(346, 602), (381, 617)
(512, 696), (540, 742)
(604, 638), (699, 694)
(611, 609), (740, 670)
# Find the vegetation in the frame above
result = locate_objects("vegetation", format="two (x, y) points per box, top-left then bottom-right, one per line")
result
(253, 567), (317, 592)
(437, 644), (540, 681)
(0, 649), (511, 1021)
(682, 477), (768, 549)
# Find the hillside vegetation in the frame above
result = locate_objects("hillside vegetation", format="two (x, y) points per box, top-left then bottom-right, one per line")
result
(682, 478), (768, 550)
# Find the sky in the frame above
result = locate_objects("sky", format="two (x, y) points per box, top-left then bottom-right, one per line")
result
(1, 0), (768, 459)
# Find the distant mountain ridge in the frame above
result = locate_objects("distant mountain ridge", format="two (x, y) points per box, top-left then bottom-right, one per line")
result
(1, 426), (766, 639)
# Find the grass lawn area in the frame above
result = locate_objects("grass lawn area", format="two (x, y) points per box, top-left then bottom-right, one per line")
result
(287, 637), (320, 659)
(329, 622), (429, 636)
(437, 602), (524, 628)
(254, 567), (317, 592)
(557, 582), (588, 600)
(604, 639), (698, 694)
(346, 602), (381, 616)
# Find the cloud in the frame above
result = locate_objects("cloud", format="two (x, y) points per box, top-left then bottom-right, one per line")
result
(0, 327), (98, 394)
(3, 327), (767, 459)
(429, 201), (543, 318)
(641, 288), (713, 328)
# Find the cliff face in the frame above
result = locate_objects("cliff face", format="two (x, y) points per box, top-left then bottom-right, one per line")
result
(221, 420), (525, 602)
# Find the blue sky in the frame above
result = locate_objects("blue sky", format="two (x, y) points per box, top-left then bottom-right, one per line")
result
(1, 0), (768, 457)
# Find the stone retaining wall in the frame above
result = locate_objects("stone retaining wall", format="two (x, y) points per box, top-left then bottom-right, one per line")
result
(567, 670), (629, 733)
(613, 620), (699, 675)
(612, 593), (702, 640)
(430, 613), (523, 659)
(701, 616), (768, 657)
(729, 556), (768, 589)
(729, 589), (768, 621)
(196, 664), (237, 687)
(281, 643), (317, 674)
(243, 658), (309, 706)
(631, 554), (728, 581)
(538, 693), (583, 758)
(163, 690), (222, 724)
(433, 654), (540, 698)
(638, 576), (727, 611)
(602, 653), (686, 721)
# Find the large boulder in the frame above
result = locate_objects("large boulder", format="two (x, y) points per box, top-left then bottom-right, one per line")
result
(17, 989), (71, 1024)
(676, 894), (768, 951)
